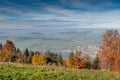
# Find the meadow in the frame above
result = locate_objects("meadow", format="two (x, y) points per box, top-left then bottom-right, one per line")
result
(0, 62), (120, 80)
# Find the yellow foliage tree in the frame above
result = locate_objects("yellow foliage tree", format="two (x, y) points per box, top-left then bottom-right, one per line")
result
(40, 55), (46, 64)
(16, 58), (22, 63)
(32, 54), (46, 65)
(66, 56), (73, 68)
(32, 54), (39, 65)
(0, 50), (9, 62)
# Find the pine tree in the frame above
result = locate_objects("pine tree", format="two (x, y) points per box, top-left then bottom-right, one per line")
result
(24, 48), (29, 57)
(23, 48), (30, 64)
(56, 54), (63, 66)
(85, 54), (91, 69)
(16, 48), (20, 53)
(0, 43), (3, 50)
(69, 50), (74, 57)
(30, 50), (34, 56)
(93, 54), (100, 69)
(45, 50), (57, 64)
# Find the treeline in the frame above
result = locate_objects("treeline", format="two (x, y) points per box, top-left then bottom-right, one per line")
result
(0, 29), (120, 72)
(0, 40), (99, 69)
(0, 41), (64, 65)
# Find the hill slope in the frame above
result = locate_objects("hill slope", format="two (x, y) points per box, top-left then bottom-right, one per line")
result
(0, 63), (120, 80)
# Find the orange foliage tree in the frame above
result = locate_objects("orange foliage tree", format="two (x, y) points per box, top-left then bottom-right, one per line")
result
(98, 29), (120, 72)
(3, 40), (15, 62)
(66, 50), (86, 68)
(73, 51), (86, 68)
(32, 53), (46, 65)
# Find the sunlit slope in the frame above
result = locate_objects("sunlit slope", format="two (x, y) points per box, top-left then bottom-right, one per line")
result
(0, 63), (120, 80)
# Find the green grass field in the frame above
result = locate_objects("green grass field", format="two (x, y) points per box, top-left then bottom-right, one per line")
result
(0, 63), (120, 80)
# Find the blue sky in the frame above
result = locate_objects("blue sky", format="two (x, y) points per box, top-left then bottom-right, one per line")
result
(0, 0), (120, 28)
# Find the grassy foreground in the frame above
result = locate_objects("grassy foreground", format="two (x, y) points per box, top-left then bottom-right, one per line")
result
(0, 63), (120, 80)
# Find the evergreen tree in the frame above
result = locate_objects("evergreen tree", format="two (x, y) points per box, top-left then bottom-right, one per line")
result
(30, 50), (34, 56)
(24, 48), (29, 57)
(0, 43), (2, 50)
(69, 50), (74, 57)
(94, 54), (100, 69)
(16, 48), (20, 53)
(85, 54), (91, 69)
(45, 50), (57, 64)
(56, 54), (63, 66)
(23, 48), (30, 64)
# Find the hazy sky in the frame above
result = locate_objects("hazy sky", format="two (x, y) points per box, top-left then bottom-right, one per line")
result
(0, 0), (120, 28)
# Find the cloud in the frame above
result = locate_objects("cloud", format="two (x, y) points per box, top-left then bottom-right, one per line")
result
(0, 0), (120, 28)
(0, 19), (79, 29)
(44, 5), (120, 28)
(60, 0), (118, 11)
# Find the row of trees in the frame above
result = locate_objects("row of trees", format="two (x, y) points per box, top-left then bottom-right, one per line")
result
(0, 29), (120, 72)
(0, 40), (33, 63)
(0, 40), (98, 69)
(0, 40), (64, 66)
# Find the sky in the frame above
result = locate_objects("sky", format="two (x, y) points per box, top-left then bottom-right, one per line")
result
(0, 0), (120, 28)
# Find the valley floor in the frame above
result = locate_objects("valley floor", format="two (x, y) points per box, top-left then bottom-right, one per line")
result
(0, 62), (120, 80)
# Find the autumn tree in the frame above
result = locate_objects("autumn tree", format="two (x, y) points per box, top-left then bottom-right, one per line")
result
(0, 49), (9, 62)
(66, 50), (74, 68)
(66, 56), (73, 68)
(4, 40), (16, 62)
(66, 50), (86, 69)
(32, 53), (46, 65)
(40, 55), (46, 65)
(98, 29), (120, 72)
(72, 50), (86, 68)
(66, 51), (73, 67)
